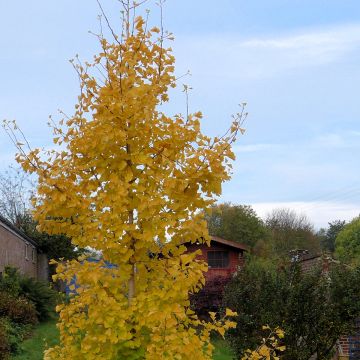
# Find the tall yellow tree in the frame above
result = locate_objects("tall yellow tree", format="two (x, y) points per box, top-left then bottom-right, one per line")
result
(5, 2), (244, 359)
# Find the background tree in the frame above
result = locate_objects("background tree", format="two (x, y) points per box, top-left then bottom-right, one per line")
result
(223, 259), (360, 359)
(206, 203), (268, 249)
(264, 208), (320, 258)
(318, 219), (346, 253)
(0, 168), (32, 229)
(335, 216), (360, 265)
(5, 2), (240, 359)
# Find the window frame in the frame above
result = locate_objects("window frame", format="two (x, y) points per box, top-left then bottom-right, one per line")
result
(25, 243), (29, 261)
(31, 247), (37, 264)
(207, 250), (230, 269)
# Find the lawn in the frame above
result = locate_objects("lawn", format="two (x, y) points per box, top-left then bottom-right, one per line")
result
(212, 336), (235, 360)
(11, 318), (59, 360)
(11, 320), (234, 359)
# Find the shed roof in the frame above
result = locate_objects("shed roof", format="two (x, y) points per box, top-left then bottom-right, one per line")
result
(210, 235), (249, 251)
(0, 214), (38, 247)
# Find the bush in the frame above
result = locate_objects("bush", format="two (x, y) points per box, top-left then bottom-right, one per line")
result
(0, 319), (11, 359)
(223, 260), (360, 360)
(0, 292), (37, 325)
(0, 267), (21, 297)
(0, 267), (58, 321)
(19, 277), (58, 321)
(190, 276), (230, 319)
(0, 317), (32, 358)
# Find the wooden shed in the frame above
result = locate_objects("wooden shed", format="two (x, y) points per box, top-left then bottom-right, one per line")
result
(185, 235), (248, 280)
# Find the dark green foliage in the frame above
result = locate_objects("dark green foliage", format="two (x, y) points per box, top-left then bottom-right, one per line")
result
(206, 203), (268, 249)
(17, 212), (80, 262)
(0, 267), (21, 296)
(0, 317), (32, 358)
(0, 319), (11, 359)
(0, 267), (57, 321)
(19, 277), (58, 321)
(319, 220), (346, 253)
(0, 267), (59, 357)
(223, 259), (360, 360)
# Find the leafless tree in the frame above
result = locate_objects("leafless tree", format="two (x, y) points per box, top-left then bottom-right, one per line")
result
(0, 167), (33, 228)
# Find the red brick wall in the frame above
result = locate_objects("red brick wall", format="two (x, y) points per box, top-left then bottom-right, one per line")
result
(0, 222), (38, 278)
(337, 336), (350, 358)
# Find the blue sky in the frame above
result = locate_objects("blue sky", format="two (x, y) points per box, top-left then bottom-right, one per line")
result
(1, 1), (360, 228)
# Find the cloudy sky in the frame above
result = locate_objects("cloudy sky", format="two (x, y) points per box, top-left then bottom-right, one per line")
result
(0, 1), (359, 228)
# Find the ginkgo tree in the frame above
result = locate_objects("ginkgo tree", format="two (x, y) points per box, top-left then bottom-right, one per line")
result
(4, 1), (245, 359)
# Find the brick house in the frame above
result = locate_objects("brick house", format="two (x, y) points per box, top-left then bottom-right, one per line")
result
(0, 214), (48, 281)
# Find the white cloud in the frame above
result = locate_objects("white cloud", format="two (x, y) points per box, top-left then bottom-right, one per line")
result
(251, 201), (360, 229)
(233, 143), (282, 153)
(174, 24), (360, 79)
(311, 131), (360, 149)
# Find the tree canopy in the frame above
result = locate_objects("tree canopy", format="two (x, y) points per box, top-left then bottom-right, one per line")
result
(318, 219), (346, 253)
(264, 208), (320, 258)
(5, 3), (240, 359)
(206, 203), (267, 248)
(335, 216), (360, 265)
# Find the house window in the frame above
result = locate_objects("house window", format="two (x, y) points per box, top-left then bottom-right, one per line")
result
(25, 243), (29, 260)
(32, 248), (36, 264)
(207, 251), (229, 268)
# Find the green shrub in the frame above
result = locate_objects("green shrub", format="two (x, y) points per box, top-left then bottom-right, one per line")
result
(0, 317), (32, 357)
(223, 260), (360, 359)
(0, 267), (21, 297)
(19, 277), (58, 320)
(0, 319), (11, 359)
(0, 267), (58, 321)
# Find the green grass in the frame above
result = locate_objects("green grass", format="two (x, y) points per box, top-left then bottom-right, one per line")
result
(212, 336), (235, 360)
(11, 318), (233, 360)
(11, 318), (59, 360)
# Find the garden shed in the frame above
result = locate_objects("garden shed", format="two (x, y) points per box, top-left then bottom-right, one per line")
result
(185, 235), (248, 280)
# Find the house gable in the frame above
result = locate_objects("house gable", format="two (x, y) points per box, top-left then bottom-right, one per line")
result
(0, 214), (47, 280)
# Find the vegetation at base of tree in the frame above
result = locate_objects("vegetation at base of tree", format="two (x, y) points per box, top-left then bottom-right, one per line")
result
(223, 258), (360, 359)
(211, 335), (235, 360)
(191, 276), (231, 319)
(335, 216), (360, 265)
(0, 318), (33, 359)
(241, 326), (285, 360)
(4, 1), (242, 358)
(0, 267), (58, 321)
(10, 318), (59, 360)
(0, 267), (59, 358)
(206, 203), (268, 249)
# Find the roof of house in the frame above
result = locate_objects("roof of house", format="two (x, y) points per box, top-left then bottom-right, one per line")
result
(210, 235), (249, 251)
(0, 214), (38, 247)
(297, 253), (322, 262)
